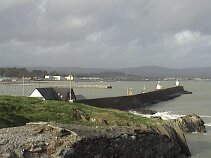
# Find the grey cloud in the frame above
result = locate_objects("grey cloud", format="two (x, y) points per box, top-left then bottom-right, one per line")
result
(0, 0), (211, 68)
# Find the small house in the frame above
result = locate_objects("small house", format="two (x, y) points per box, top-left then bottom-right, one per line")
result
(29, 88), (86, 101)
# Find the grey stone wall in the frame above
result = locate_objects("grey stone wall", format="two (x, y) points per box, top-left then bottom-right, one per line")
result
(76, 86), (186, 110)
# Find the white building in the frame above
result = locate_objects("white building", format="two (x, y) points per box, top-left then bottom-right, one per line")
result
(65, 75), (74, 81)
(44, 75), (63, 80)
(44, 75), (53, 80)
(52, 76), (62, 80)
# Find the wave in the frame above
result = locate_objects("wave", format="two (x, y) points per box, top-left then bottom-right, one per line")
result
(130, 111), (211, 126)
(200, 115), (211, 118)
(192, 131), (198, 134)
(204, 123), (211, 127)
(129, 110), (185, 120)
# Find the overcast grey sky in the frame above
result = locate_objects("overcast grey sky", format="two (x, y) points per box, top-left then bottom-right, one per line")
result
(0, 0), (211, 68)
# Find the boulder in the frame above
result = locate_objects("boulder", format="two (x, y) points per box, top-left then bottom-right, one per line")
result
(74, 108), (90, 121)
(175, 114), (206, 133)
(133, 108), (157, 115)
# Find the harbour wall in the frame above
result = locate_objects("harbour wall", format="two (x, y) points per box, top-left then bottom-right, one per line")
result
(76, 86), (188, 110)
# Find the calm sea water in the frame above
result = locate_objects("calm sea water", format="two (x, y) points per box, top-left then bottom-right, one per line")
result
(0, 80), (211, 157)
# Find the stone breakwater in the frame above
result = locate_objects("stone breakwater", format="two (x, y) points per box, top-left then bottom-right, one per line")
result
(0, 122), (191, 158)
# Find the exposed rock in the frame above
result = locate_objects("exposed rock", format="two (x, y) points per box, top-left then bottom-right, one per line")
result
(74, 108), (90, 121)
(0, 122), (191, 158)
(154, 122), (191, 157)
(5, 151), (18, 158)
(133, 108), (157, 115)
(150, 116), (163, 121)
(57, 128), (72, 137)
(68, 124), (190, 158)
(169, 114), (206, 133)
(0, 139), (8, 146)
(180, 114), (206, 133)
(69, 133), (160, 157)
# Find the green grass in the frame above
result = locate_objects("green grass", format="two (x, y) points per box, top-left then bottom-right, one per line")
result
(0, 95), (154, 128)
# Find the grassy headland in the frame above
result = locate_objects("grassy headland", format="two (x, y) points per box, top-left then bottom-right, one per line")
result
(0, 96), (153, 128)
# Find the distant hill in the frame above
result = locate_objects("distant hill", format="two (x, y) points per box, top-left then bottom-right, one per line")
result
(28, 66), (211, 78)
(121, 66), (211, 78)
(120, 66), (211, 78)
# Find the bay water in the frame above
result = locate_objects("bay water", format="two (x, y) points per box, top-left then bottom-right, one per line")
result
(0, 80), (211, 157)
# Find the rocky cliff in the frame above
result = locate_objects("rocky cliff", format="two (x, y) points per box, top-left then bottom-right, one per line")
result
(0, 122), (191, 158)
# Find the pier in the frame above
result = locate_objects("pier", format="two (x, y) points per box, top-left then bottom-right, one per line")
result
(76, 86), (191, 111)
(74, 84), (112, 89)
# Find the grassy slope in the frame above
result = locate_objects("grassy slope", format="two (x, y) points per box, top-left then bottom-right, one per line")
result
(0, 96), (153, 128)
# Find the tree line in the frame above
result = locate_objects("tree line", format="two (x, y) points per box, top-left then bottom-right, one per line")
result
(0, 67), (147, 81)
(0, 68), (49, 78)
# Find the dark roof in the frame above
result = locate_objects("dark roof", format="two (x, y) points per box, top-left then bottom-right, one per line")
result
(36, 88), (76, 101)
(53, 87), (76, 101)
(35, 88), (56, 100)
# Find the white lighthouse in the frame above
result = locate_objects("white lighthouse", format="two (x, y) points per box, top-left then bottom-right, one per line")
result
(176, 79), (180, 87)
(156, 81), (162, 90)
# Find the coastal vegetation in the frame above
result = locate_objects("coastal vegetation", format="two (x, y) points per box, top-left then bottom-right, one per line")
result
(0, 95), (152, 128)
(0, 95), (193, 157)
(1, 95), (205, 157)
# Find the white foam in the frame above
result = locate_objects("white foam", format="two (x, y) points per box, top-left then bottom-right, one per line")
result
(130, 110), (185, 120)
(204, 123), (211, 127)
(200, 115), (211, 118)
(192, 131), (198, 134)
